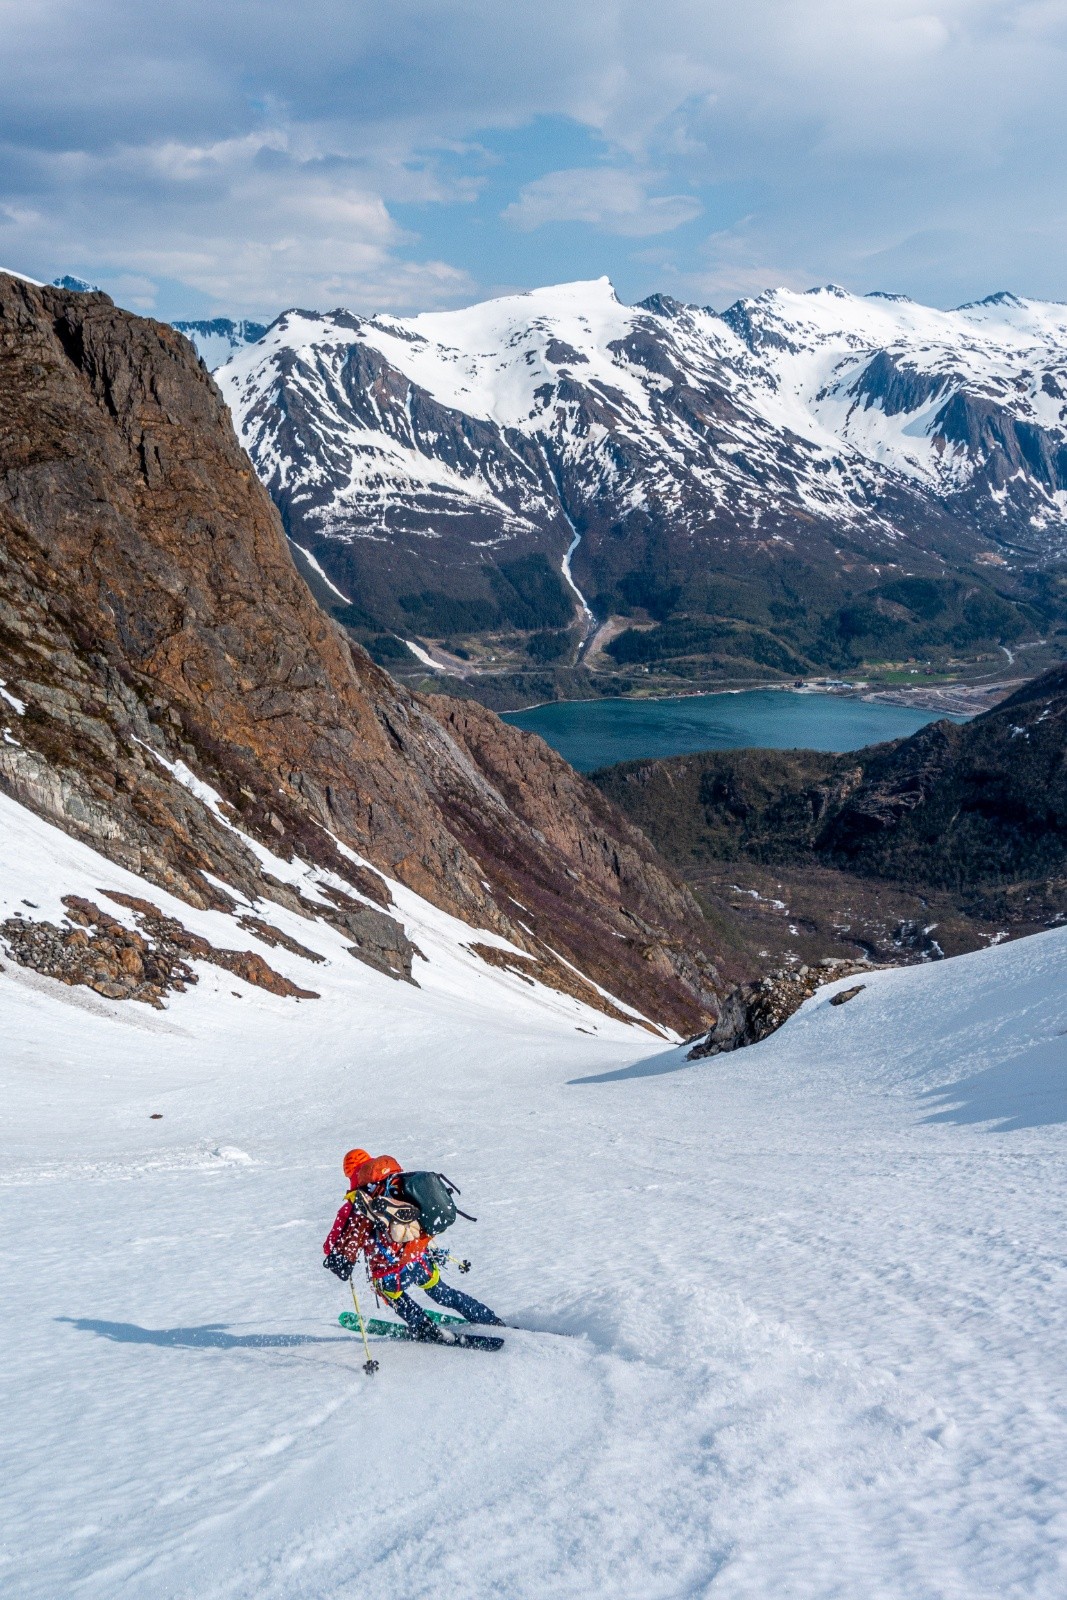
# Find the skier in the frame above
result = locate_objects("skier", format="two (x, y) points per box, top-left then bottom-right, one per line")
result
(323, 1148), (502, 1342)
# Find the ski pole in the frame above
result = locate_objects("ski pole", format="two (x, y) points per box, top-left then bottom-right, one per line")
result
(350, 1280), (379, 1375)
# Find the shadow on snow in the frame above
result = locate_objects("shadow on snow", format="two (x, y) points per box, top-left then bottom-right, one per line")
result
(919, 1037), (1067, 1131)
(57, 1317), (349, 1349)
(568, 1045), (698, 1085)
(569, 1032), (1067, 1129)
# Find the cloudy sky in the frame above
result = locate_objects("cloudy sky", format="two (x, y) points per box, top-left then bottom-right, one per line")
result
(1, 1), (1065, 320)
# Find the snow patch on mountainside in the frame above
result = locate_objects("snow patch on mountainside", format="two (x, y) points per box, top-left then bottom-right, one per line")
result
(403, 638), (445, 671)
(369, 277), (651, 427)
(0, 265), (43, 286)
(173, 317), (267, 370)
(287, 538), (352, 603)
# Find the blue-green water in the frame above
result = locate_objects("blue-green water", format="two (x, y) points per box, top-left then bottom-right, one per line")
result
(502, 689), (965, 772)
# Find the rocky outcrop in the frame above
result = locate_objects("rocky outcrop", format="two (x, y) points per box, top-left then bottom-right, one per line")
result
(0, 273), (719, 1032)
(687, 959), (878, 1058)
(0, 893), (320, 1006)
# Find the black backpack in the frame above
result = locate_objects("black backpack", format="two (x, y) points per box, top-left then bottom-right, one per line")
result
(393, 1171), (475, 1236)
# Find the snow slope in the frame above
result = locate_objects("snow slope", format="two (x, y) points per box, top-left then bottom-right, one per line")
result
(726, 287), (1067, 527)
(3, 788), (1067, 1598)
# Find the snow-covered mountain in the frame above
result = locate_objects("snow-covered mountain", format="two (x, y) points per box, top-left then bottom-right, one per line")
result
(51, 273), (102, 294)
(728, 285), (1067, 540)
(217, 279), (1067, 660)
(173, 317), (268, 370)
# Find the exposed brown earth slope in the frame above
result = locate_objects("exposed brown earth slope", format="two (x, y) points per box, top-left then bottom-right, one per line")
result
(0, 274), (721, 1033)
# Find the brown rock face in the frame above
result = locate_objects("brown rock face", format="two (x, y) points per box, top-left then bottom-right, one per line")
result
(1, 892), (320, 1005)
(0, 275), (721, 1032)
(422, 696), (721, 1028)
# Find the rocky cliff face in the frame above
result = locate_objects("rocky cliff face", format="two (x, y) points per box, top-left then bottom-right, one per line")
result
(0, 273), (720, 1033)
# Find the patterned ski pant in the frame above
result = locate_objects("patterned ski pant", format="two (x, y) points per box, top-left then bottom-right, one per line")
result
(375, 1258), (499, 1339)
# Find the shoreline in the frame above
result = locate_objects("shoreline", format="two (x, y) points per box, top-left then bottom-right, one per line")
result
(501, 685), (754, 715)
(856, 679), (1022, 715)
(501, 679), (997, 719)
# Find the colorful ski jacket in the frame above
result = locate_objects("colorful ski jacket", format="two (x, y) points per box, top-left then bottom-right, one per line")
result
(323, 1188), (432, 1284)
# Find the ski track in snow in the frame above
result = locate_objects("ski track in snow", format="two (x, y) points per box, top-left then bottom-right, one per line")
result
(3, 796), (1067, 1597)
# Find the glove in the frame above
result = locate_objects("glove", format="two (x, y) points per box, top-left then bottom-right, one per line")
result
(324, 1250), (354, 1281)
(428, 1247), (470, 1273)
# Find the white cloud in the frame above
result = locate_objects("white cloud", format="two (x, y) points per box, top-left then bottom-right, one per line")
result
(0, 2), (1065, 313)
(0, 127), (475, 316)
(503, 167), (701, 235)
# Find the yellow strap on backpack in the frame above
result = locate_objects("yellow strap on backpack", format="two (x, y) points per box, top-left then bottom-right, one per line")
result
(376, 1260), (438, 1299)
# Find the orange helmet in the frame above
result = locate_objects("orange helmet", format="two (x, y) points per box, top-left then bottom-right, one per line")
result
(342, 1148), (371, 1184)
(352, 1154), (401, 1189)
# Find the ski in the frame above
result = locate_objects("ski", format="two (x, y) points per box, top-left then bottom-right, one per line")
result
(339, 1308), (466, 1334)
(504, 1324), (577, 1339)
(338, 1310), (503, 1351)
(379, 1326), (503, 1351)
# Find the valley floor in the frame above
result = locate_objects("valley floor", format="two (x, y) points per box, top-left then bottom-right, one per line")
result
(2, 802), (1067, 1598)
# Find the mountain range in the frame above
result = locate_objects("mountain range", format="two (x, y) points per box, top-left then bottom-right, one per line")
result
(211, 278), (1067, 699)
(3, 273), (1066, 1600)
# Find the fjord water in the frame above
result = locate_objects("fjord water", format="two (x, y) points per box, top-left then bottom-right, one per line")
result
(502, 688), (963, 771)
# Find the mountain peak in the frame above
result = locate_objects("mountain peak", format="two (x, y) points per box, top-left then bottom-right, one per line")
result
(491, 276), (622, 314)
(217, 266), (1067, 696)
(51, 274), (102, 294)
(638, 292), (687, 319)
(172, 315), (271, 369)
(957, 290), (1025, 311)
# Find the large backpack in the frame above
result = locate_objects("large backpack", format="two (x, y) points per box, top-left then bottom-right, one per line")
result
(395, 1171), (474, 1236)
